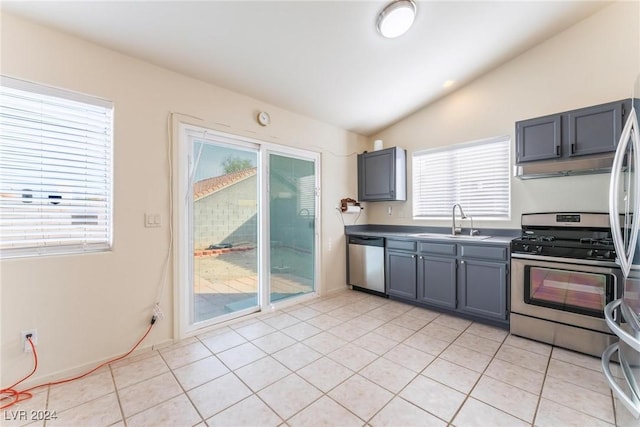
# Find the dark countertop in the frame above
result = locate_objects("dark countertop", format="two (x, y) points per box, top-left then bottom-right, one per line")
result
(345, 224), (519, 245)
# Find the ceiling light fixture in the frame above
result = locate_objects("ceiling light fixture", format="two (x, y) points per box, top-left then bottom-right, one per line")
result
(376, 0), (417, 39)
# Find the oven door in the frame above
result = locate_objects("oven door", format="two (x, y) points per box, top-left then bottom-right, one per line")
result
(512, 254), (622, 334)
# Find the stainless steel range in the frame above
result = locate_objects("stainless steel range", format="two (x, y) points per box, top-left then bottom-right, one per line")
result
(510, 212), (623, 357)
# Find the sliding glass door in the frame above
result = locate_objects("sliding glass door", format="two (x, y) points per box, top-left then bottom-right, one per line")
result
(191, 140), (260, 324)
(269, 153), (316, 303)
(178, 124), (319, 334)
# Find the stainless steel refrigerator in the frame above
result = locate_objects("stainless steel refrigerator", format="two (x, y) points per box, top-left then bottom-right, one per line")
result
(604, 87), (640, 424)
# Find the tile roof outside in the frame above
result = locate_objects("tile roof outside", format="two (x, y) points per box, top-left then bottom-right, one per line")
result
(193, 167), (257, 201)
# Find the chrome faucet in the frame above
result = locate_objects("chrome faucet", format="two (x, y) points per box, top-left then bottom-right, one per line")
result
(452, 203), (466, 235)
(452, 204), (480, 236)
(468, 216), (480, 236)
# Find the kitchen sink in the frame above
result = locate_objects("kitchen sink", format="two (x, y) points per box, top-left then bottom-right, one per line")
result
(442, 234), (491, 240)
(411, 233), (491, 241)
(410, 233), (445, 239)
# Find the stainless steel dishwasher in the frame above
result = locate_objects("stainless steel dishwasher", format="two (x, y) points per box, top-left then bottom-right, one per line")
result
(348, 235), (385, 294)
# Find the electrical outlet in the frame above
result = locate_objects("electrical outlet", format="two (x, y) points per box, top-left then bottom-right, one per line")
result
(21, 329), (38, 353)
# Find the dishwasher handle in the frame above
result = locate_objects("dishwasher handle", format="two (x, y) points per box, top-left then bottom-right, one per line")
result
(348, 236), (384, 247)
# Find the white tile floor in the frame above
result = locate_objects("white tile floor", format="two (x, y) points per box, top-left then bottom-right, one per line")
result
(2, 290), (625, 427)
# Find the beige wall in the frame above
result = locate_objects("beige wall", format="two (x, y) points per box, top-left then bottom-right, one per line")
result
(367, 1), (640, 229)
(0, 13), (366, 384)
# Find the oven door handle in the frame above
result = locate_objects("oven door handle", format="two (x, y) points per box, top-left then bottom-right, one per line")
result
(605, 299), (640, 352)
(511, 253), (620, 268)
(601, 343), (640, 418)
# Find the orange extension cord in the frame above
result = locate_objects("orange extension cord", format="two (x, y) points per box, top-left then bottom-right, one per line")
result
(1, 321), (154, 410)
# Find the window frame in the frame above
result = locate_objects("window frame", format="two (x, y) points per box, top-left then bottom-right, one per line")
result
(0, 76), (114, 258)
(412, 135), (511, 221)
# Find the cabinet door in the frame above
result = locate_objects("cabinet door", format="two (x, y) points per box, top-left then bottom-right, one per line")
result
(386, 250), (417, 300)
(567, 101), (623, 157)
(458, 259), (507, 320)
(417, 255), (456, 309)
(515, 114), (562, 163)
(358, 148), (396, 201)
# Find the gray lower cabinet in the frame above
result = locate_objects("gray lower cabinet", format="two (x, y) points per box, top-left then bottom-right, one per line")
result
(417, 255), (456, 309)
(384, 238), (510, 325)
(386, 250), (417, 300)
(457, 258), (508, 320)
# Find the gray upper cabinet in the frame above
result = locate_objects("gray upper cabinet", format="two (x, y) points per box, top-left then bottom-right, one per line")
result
(515, 99), (632, 164)
(567, 102), (625, 157)
(358, 147), (407, 201)
(516, 114), (562, 163)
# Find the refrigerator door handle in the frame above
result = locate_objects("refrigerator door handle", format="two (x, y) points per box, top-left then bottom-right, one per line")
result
(605, 299), (640, 353)
(609, 107), (640, 278)
(602, 343), (640, 419)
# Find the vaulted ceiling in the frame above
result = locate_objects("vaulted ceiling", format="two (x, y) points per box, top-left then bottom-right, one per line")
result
(2, 1), (609, 135)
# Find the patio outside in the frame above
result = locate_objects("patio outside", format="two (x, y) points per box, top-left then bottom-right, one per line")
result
(193, 245), (313, 322)
(192, 149), (316, 324)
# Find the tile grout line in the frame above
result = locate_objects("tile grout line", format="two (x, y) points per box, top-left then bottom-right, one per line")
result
(158, 344), (210, 427)
(237, 294), (379, 425)
(41, 385), (51, 427)
(331, 304), (455, 426)
(443, 322), (506, 426)
(257, 297), (399, 426)
(109, 363), (129, 427)
(91, 291), (618, 427)
(531, 343), (554, 427)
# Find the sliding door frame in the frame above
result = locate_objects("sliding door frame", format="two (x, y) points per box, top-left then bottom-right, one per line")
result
(263, 146), (321, 310)
(173, 121), (321, 339)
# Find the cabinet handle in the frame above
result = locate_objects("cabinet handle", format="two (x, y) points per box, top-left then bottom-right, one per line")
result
(411, 255), (416, 259)
(571, 142), (576, 154)
(460, 260), (465, 264)
(555, 145), (561, 155)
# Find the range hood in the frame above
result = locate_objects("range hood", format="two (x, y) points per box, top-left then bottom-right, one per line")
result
(515, 152), (615, 179)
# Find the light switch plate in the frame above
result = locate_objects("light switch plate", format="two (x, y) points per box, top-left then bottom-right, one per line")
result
(145, 213), (161, 228)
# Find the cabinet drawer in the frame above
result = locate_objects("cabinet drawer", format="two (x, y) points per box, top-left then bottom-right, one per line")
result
(418, 242), (456, 256)
(386, 239), (417, 252)
(460, 245), (507, 261)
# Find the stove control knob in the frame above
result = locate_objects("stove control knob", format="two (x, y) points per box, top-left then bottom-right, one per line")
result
(522, 244), (530, 252)
(604, 251), (612, 259)
(587, 249), (594, 258)
(535, 245), (543, 254)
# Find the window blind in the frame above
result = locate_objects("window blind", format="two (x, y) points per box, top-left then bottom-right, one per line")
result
(0, 76), (113, 258)
(412, 136), (510, 219)
(297, 174), (316, 216)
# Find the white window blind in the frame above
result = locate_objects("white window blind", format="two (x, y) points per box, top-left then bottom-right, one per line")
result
(0, 76), (113, 258)
(297, 174), (316, 217)
(412, 136), (510, 219)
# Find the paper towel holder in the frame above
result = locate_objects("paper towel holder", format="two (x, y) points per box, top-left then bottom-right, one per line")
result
(340, 197), (363, 213)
